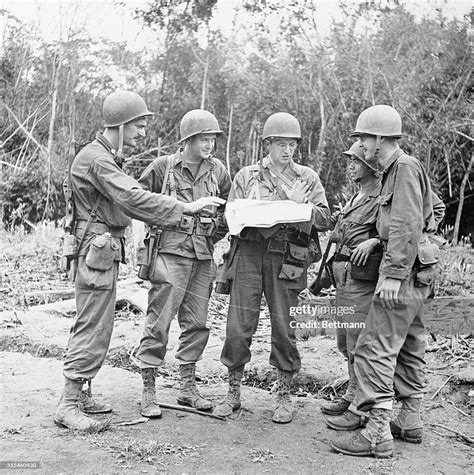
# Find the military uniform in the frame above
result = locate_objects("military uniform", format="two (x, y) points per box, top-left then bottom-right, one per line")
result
(330, 179), (381, 409)
(354, 149), (443, 411)
(136, 151), (231, 368)
(64, 133), (185, 382)
(220, 156), (330, 373)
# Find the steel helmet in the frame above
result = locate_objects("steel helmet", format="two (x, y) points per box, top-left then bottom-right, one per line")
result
(103, 91), (153, 128)
(262, 112), (301, 140)
(179, 109), (223, 142)
(342, 140), (377, 172)
(350, 105), (402, 138)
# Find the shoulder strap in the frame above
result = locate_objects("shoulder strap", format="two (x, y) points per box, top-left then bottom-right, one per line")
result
(73, 193), (102, 259)
(161, 155), (173, 195)
(210, 161), (220, 196)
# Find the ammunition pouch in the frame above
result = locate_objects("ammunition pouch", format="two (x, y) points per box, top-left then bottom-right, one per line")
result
(278, 242), (309, 282)
(196, 217), (216, 237)
(350, 252), (383, 282)
(85, 234), (120, 271)
(416, 234), (440, 267)
(414, 233), (443, 289)
(167, 215), (219, 238)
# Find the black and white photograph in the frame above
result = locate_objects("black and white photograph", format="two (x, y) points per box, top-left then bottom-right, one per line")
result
(0, 0), (472, 473)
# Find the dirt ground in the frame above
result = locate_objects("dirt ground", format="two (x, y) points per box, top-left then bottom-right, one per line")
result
(1, 296), (472, 475)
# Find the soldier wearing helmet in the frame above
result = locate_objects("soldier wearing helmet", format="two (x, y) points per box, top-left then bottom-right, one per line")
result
(316, 140), (382, 432)
(331, 105), (445, 458)
(135, 109), (231, 417)
(213, 112), (331, 424)
(54, 93), (225, 432)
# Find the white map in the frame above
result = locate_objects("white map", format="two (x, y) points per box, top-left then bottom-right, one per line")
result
(225, 199), (313, 236)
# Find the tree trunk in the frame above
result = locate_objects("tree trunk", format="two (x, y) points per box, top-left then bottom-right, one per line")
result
(225, 102), (233, 175)
(452, 154), (474, 244)
(42, 56), (61, 221)
(200, 52), (209, 109)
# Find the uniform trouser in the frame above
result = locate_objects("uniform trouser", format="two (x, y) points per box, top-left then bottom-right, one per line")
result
(220, 239), (302, 373)
(137, 253), (215, 368)
(354, 271), (430, 412)
(63, 256), (119, 381)
(332, 261), (377, 405)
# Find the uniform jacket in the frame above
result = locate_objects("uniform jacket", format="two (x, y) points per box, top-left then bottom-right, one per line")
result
(333, 180), (382, 253)
(139, 151), (232, 260)
(229, 156), (331, 237)
(72, 133), (185, 229)
(377, 149), (444, 280)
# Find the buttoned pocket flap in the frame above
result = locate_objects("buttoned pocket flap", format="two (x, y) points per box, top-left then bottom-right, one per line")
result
(288, 243), (308, 262)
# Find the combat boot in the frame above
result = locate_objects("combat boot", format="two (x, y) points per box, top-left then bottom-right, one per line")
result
(272, 369), (294, 424)
(331, 408), (393, 458)
(213, 366), (244, 417)
(326, 409), (367, 431)
(390, 396), (423, 443)
(321, 397), (351, 416)
(141, 368), (162, 418)
(79, 380), (112, 414)
(54, 378), (108, 432)
(177, 363), (213, 411)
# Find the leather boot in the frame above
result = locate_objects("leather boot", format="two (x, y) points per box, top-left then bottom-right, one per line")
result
(79, 380), (112, 414)
(54, 378), (108, 432)
(321, 397), (351, 416)
(213, 366), (244, 417)
(331, 408), (393, 458)
(272, 369), (294, 424)
(177, 363), (213, 411)
(141, 368), (162, 418)
(326, 409), (367, 431)
(390, 397), (423, 443)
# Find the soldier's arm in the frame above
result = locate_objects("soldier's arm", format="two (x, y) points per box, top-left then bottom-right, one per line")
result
(90, 155), (184, 227)
(431, 190), (445, 229)
(305, 171), (331, 232)
(381, 162), (424, 280)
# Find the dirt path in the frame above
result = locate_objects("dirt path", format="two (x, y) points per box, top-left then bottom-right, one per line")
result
(1, 303), (472, 474)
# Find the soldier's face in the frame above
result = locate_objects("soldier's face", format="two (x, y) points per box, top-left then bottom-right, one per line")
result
(188, 134), (216, 160)
(359, 134), (378, 160)
(123, 118), (147, 148)
(349, 157), (372, 183)
(268, 138), (298, 168)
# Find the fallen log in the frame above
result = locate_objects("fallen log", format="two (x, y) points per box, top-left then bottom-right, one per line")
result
(24, 288), (75, 305)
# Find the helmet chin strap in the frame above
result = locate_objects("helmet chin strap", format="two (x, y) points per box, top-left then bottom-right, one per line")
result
(117, 124), (124, 161)
(372, 135), (381, 163)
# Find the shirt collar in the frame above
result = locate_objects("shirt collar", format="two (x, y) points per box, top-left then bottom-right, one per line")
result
(378, 149), (404, 174)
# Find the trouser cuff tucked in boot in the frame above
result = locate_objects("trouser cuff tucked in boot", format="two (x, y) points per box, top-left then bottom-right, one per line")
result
(331, 408), (393, 458)
(177, 363), (212, 411)
(79, 380), (112, 414)
(326, 409), (368, 431)
(141, 368), (162, 418)
(390, 396), (423, 443)
(213, 366), (244, 417)
(54, 378), (109, 432)
(272, 369), (294, 424)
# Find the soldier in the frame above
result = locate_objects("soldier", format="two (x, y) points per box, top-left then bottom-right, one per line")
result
(331, 105), (445, 458)
(54, 92), (224, 432)
(213, 112), (331, 423)
(320, 141), (382, 432)
(135, 109), (232, 417)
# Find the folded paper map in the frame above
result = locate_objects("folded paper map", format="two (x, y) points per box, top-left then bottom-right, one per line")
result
(225, 199), (313, 236)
